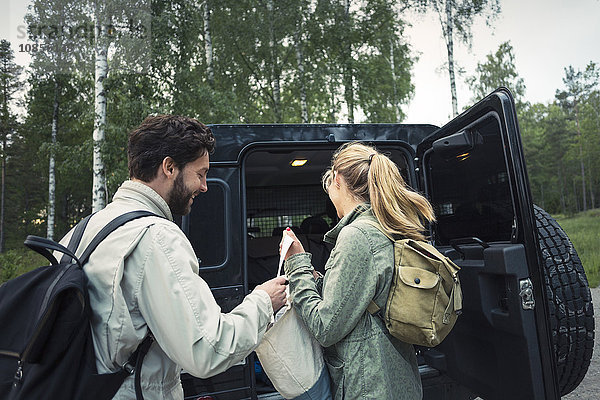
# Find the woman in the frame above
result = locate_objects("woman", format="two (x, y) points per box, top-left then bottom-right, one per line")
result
(282, 142), (435, 399)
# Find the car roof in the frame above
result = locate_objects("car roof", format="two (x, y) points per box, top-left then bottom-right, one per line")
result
(208, 123), (439, 162)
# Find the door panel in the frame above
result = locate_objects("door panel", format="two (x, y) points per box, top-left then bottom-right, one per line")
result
(182, 165), (255, 400)
(417, 89), (559, 399)
(433, 244), (543, 400)
(184, 168), (244, 287)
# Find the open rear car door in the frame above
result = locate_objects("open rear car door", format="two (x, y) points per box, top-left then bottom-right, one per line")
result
(416, 88), (560, 400)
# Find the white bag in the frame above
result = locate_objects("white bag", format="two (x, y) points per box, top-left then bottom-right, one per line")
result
(255, 235), (331, 400)
(255, 305), (329, 399)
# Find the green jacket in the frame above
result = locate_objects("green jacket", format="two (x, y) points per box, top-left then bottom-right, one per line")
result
(284, 204), (422, 400)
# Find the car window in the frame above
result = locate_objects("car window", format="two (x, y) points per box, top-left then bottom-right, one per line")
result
(187, 179), (228, 267)
(425, 116), (515, 245)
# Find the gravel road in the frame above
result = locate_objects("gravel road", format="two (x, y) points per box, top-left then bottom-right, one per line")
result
(562, 285), (599, 399)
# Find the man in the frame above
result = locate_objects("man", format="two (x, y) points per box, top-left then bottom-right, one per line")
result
(59, 115), (287, 399)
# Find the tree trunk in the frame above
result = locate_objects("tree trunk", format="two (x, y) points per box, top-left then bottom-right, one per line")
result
(0, 93), (6, 252)
(204, 0), (214, 87)
(589, 177), (596, 210)
(575, 104), (587, 211)
(0, 137), (4, 253)
(267, 0), (282, 122)
(389, 40), (400, 121)
(47, 80), (59, 240)
(343, 0), (354, 123)
(294, 21), (309, 123)
(329, 76), (337, 123)
(573, 179), (580, 213)
(559, 165), (566, 214)
(93, 5), (108, 212)
(444, 0), (459, 117)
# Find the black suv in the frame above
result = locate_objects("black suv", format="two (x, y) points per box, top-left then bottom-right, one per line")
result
(179, 88), (594, 400)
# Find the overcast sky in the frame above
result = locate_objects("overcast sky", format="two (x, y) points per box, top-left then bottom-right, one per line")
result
(2, 0), (600, 127)
(403, 0), (600, 125)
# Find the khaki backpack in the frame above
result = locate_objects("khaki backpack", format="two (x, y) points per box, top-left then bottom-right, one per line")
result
(365, 222), (463, 347)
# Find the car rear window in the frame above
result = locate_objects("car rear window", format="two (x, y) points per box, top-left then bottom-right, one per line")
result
(425, 115), (515, 245)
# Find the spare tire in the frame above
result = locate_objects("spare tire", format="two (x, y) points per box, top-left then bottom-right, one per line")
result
(533, 205), (595, 395)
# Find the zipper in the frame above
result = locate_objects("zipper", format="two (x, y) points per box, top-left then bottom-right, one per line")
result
(22, 286), (85, 361)
(13, 360), (23, 387)
(0, 350), (23, 387)
(21, 299), (57, 361)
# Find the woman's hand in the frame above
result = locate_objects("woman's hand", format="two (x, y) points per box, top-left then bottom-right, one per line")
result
(280, 227), (305, 260)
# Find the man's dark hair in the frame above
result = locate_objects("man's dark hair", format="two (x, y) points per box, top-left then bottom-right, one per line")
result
(128, 115), (216, 182)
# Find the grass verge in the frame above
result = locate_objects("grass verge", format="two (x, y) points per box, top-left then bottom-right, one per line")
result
(555, 209), (600, 288)
(0, 248), (47, 284)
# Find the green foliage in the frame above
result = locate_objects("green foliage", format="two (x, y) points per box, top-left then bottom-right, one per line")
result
(0, 248), (47, 284)
(555, 210), (600, 288)
(1, 1), (416, 251)
(466, 41), (525, 104)
(0, 39), (24, 252)
(518, 61), (600, 216)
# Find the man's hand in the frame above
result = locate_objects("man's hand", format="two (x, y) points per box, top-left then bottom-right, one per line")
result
(255, 276), (288, 313)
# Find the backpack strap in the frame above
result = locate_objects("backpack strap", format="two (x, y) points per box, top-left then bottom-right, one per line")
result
(60, 213), (94, 264)
(91, 334), (154, 400)
(23, 214), (93, 267)
(360, 219), (392, 318)
(367, 300), (381, 315)
(133, 334), (154, 400)
(78, 210), (158, 266)
(77, 211), (159, 400)
(442, 258), (463, 324)
(119, 333), (154, 400)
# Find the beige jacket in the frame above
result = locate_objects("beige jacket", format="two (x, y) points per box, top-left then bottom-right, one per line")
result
(59, 181), (273, 399)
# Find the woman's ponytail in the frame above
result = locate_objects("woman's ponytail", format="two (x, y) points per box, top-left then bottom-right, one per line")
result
(327, 142), (435, 241)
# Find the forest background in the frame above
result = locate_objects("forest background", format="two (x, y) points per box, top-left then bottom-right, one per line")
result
(0, 0), (599, 271)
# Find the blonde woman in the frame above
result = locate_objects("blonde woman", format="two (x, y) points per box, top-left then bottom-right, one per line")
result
(282, 142), (435, 399)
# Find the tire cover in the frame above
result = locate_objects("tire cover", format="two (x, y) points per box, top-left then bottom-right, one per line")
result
(533, 205), (595, 395)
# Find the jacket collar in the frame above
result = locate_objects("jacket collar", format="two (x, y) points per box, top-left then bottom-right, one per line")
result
(323, 203), (371, 244)
(113, 180), (174, 221)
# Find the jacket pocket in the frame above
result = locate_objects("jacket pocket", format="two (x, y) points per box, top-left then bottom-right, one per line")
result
(324, 355), (345, 400)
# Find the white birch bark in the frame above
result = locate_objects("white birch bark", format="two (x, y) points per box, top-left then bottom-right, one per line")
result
(389, 40), (401, 121)
(0, 136), (5, 252)
(267, 0), (281, 122)
(344, 0), (354, 123)
(204, 1), (214, 87)
(47, 81), (58, 240)
(443, 0), (458, 117)
(295, 23), (308, 123)
(0, 95), (5, 252)
(93, 5), (107, 212)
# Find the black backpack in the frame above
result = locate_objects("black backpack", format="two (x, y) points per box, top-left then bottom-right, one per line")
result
(0, 211), (157, 400)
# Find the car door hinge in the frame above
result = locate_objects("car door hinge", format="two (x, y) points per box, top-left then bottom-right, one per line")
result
(519, 278), (535, 310)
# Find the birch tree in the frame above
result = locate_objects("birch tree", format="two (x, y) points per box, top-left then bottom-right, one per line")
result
(416, 0), (500, 117)
(26, 0), (90, 238)
(354, 0), (414, 122)
(0, 40), (22, 252)
(267, 0), (282, 122)
(204, 0), (214, 87)
(93, 0), (109, 212)
(294, 1), (309, 123)
(343, 0), (355, 123)
(92, 0), (151, 210)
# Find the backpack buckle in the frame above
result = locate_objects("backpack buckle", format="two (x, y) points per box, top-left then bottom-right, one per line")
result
(122, 361), (135, 375)
(13, 360), (23, 386)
